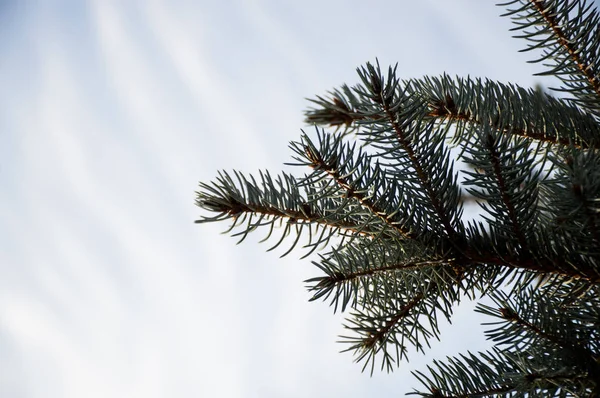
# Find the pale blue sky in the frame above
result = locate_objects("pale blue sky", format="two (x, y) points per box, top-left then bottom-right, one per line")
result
(0, 1), (576, 397)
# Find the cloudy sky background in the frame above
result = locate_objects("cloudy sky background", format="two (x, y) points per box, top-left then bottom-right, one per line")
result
(0, 1), (580, 397)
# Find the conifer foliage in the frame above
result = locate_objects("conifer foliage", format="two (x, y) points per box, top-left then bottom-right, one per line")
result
(196, 1), (600, 396)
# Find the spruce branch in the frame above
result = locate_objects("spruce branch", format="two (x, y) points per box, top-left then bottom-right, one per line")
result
(462, 126), (542, 256)
(361, 63), (462, 243)
(500, 0), (600, 117)
(337, 257), (473, 375)
(305, 237), (467, 312)
(340, 292), (426, 375)
(541, 149), (600, 249)
(409, 350), (518, 398)
(196, 170), (398, 257)
(346, 63), (466, 248)
(306, 75), (600, 150)
(478, 289), (600, 372)
(305, 85), (368, 132)
(196, 1), (600, 395)
(289, 128), (426, 241)
(411, 342), (598, 397)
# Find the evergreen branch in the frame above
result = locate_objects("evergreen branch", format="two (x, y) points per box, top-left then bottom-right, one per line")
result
(476, 288), (600, 382)
(197, 2), (600, 393)
(471, 288), (600, 396)
(541, 150), (600, 251)
(540, 1), (598, 80)
(311, 257), (451, 286)
(384, 107), (458, 244)
(305, 238), (456, 312)
(306, 74), (600, 150)
(354, 63), (464, 244)
(338, 291), (429, 375)
(289, 128), (418, 240)
(304, 84), (372, 132)
(409, 350), (518, 398)
(410, 346), (597, 397)
(499, 305), (597, 362)
(422, 80), (600, 151)
(458, 221), (600, 289)
(500, 0), (600, 116)
(337, 262), (471, 375)
(464, 241), (600, 285)
(486, 132), (529, 250)
(358, 291), (424, 360)
(462, 126), (542, 258)
(196, 170), (396, 256)
(528, 0), (600, 109)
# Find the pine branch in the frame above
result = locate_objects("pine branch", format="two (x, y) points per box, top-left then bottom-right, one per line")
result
(463, 237), (600, 285)
(306, 75), (600, 150)
(420, 78), (600, 151)
(339, 291), (433, 376)
(289, 129), (416, 240)
(478, 288), (600, 376)
(462, 126), (542, 257)
(336, 259), (472, 375)
(358, 63), (462, 243)
(335, 63), (467, 252)
(500, 0), (600, 117)
(196, 170), (400, 257)
(305, 238), (462, 312)
(409, 350), (518, 398)
(541, 150), (600, 251)
(196, 1), (600, 394)
(411, 345), (598, 397)
(529, 0), (600, 102)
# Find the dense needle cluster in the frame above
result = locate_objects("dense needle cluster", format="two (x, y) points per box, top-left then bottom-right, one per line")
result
(196, 1), (600, 396)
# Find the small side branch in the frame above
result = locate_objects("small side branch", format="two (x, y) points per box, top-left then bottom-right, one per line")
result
(300, 135), (416, 240)
(530, 0), (600, 100)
